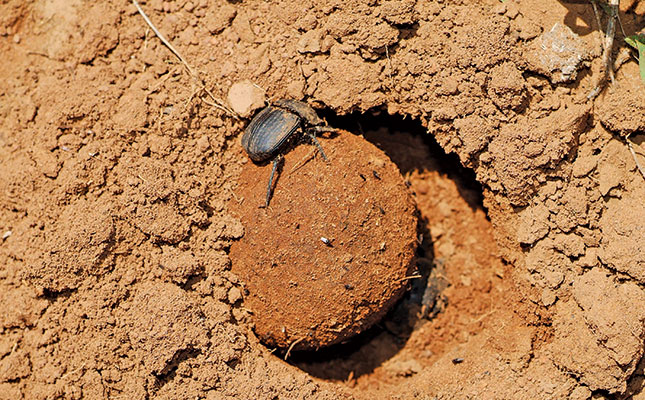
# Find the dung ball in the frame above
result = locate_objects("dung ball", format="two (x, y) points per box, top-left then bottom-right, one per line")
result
(229, 131), (418, 350)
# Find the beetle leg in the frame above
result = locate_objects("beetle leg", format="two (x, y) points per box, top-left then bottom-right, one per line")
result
(264, 155), (283, 207)
(311, 126), (337, 135)
(311, 136), (328, 162)
(306, 129), (329, 162)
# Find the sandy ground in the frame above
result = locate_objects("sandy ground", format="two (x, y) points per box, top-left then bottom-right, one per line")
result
(1, 0), (645, 399)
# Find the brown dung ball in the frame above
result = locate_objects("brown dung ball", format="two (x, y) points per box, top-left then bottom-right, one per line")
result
(229, 131), (418, 350)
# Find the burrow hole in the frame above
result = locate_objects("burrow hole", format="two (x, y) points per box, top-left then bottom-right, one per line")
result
(266, 109), (499, 384)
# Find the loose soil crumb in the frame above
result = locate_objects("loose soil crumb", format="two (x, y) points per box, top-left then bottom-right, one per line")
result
(227, 80), (266, 118)
(1, 0), (645, 399)
(230, 131), (417, 350)
(596, 73), (645, 136)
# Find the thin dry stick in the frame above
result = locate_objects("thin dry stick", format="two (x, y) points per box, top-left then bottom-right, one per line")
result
(289, 148), (317, 173)
(131, 0), (237, 118)
(398, 274), (422, 282)
(345, 370), (355, 384)
(589, 0), (619, 99)
(470, 309), (495, 325)
(60, 363), (87, 381)
(143, 27), (149, 50)
(614, 1), (627, 39)
(590, 1), (604, 53)
(284, 337), (305, 360)
(604, 0), (619, 85)
(626, 134), (645, 182)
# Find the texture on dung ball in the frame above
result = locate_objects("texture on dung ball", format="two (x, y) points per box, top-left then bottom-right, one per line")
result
(230, 132), (418, 350)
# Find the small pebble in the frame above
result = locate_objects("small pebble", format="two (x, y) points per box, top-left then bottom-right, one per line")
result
(228, 286), (242, 304)
(227, 80), (266, 118)
(492, 3), (506, 14)
(2, 231), (12, 240)
(541, 288), (557, 306)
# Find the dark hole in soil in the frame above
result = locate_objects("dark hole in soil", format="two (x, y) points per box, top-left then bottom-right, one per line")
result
(324, 108), (484, 211)
(284, 109), (487, 381)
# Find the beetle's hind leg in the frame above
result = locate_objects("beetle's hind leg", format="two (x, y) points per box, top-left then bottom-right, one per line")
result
(263, 155), (283, 208)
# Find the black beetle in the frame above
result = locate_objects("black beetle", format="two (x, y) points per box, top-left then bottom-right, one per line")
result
(242, 99), (336, 207)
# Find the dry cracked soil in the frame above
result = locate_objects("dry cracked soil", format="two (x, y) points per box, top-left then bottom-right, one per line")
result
(1, 0), (645, 399)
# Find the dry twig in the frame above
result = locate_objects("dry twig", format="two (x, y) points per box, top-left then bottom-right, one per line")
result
(588, 0), (620, 99)
(626, 134), (645, 182)
(590, 1), (604, 52)
(398, 274), (422, 282)
(284, 337), (305, 360)
(131, 0), (237, 118)
(289, 148), (317, 173)
(602, 0), (619, 85)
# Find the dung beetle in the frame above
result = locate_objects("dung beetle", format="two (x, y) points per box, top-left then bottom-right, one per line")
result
(242, 99), (336, 207)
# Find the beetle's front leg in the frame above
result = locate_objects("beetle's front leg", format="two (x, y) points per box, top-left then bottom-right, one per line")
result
(310, 126), (337, 136)
(263, 155), (283, 208)
(307, 127), (333, 162)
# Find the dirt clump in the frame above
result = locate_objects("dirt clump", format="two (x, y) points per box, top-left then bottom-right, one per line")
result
(124, 281), (210, 375)
(227, 80), (266, 118)
(230, 131), (418, 350)
(523, 22), (593, 83)
(596, 74), (645, 137)
(22, 199), (115, 292)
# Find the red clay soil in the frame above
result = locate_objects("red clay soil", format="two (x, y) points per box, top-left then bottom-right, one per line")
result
(1, 0), (645, 399)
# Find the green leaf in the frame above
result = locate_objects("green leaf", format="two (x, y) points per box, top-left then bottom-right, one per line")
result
(625, 35), (645, 83)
